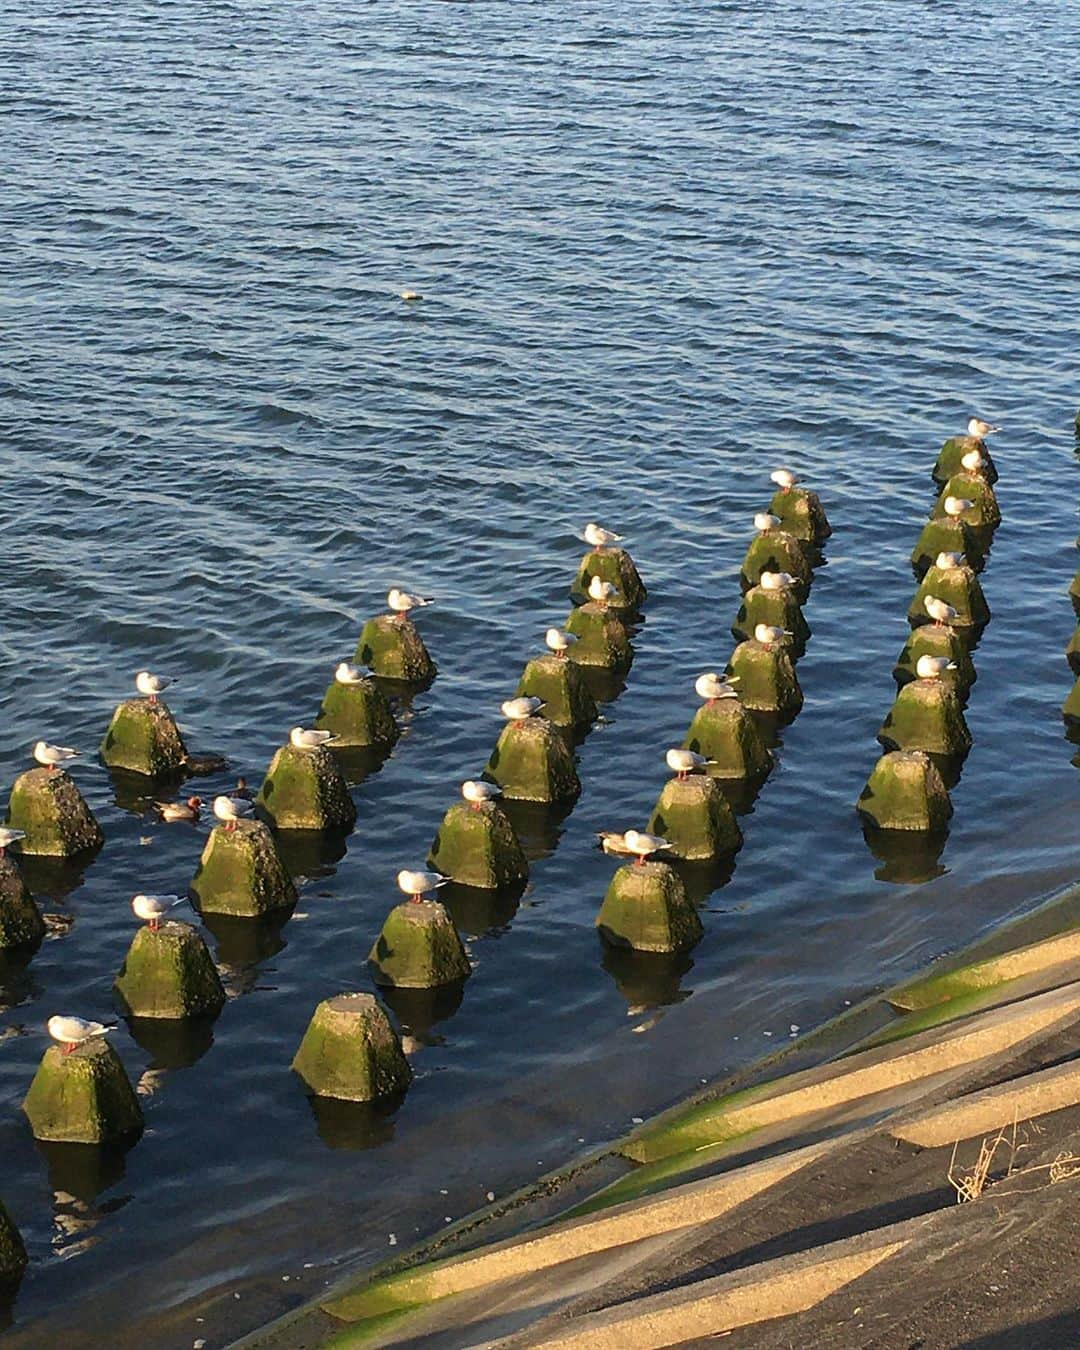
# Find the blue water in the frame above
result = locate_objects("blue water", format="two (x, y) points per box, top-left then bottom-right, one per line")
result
(2, 1), (1079, 1344)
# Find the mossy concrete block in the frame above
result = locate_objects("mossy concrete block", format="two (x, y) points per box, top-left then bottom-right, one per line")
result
(190, 819), (296, 917)
(878, 680), (972, 756)
(571, 547), (647, 612)
(314, 679), (398, 748)
(1068, 625), (1080, 675)
(682, 700), (772, 781)
(767, 486), (831, 544)
(565, 602), (633, 671)
(355, 614), (436, 684)
(856, 750), (953, 831)
(22, 1041), (143, 1144)
(1063, 676), (1080, 723)
(368, 900), (471, 989)
(908, 562), (991, 631)
(728, 640), (803, 717)
(427, 801), (528, 890)
(1071, 570), (1080, 618)
(909, 515), (983, 576)
(894, 625), (976, 698)
(516, 654), (598, 731)
(0, 1198), (26, 1288)
(255, 744), (357, 831)
(100, 698), (187, 776)
(932, 471), (1001, 530)
(933, 435), (998, 486)
(596, 862), (703, 954)
(113, 921), (225, 1020)
(6, 768), (104, 858)
(0, 855), (45, 951)
(646, 776), (742, 861)
(731, 584), (810, 653)
(739, 530), (812, 598)
(292, 992), (412, 1103)
(484, 718), (581, 803)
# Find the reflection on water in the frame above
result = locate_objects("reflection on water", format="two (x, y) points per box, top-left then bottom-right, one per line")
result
(16, 851), (100, 906)
(601, 944), (694, 1012)
(862, 824), (949, 886)
(377, 981), (466, 1044)
(106, 768), (173, 817)
(0, 951), (37, 1011)
(712, 775), (768, 818)
(199, 909), (292, 994)
(331, 745), (394, 790)
(271, 829), (349, 884)
(673, 856), (738, 907)
(35, 1139), (135, 1259)
(439, 879), (525, 938)
(305, 1089), (406, 1152)
(124, 1015), (216, 1070)
(499, 798), (576, 862)
(575, 667), (629, 709)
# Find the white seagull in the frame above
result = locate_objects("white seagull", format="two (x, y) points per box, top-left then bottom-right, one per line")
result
(943, 496), (974, 517)
(924, 596), (959, 626)
(960, 448), (985, 473)
(387, 588), (434, 621)
(583, 523), (623, 550)
(935, 551), (965, 570)
(33, 741), (79, 772)
(621, 829), (675, 865)
(545, 628), (577, 657)
(695, 671), (739, 704)
(666, 747), (715, 780)
(587, 576), (619, 605)
(335, 661), (371, 684)
(916, 655), (958, 680)
(770, 469), (797, 490)
(759, 570), (795, 591)
(213, 794), (255, 831)
(501, 696), (545, 722)
(0, 827), (26, 856)
(967, 417), (1002, 438)
(754, 622), (791, 645)
(462, 780), (502, 809)
(596, 830), (635, 856)
(290, 727), (338, 751)
(754, 512), (781, 533)
(131, 894), (186, 931)
(135, 671), (175, 703)
(47, 1015), (114, 1055)
(396, 869), (449, 902)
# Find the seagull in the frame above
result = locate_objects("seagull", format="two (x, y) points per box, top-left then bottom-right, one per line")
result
(960, 448), (985, 473)
(290, 727), (338, 751)
(400, 290), (422, 301)
(621, 829), (675, 866)
(135, 670), (175, 704)
(335, 661), (371, 684)
(501, 696), (545, 722)
(153, 796), (202, 823)
(770, 469), (797, 491)
(924, 596), (958, 626)
(583, 523), (623, 550)
(545, 628), (577, 658)
(759, 570), (795, 591)
(916, 655), (958, 680)
(587, 576), (619, 605)
(462, 780), (502, 809)
(943, 496), (974, 517)
(934, 551), (965, 571)
(0, 827), (26, 856)
(754, 512), (781, 533)
(666, 747), (715, 780)
(754, 622), (791, 646)
(213, 794), (255, 832)
(396, 869), (449, 902)
(967, 417), (1002, 438)
(387, 588), (434, 622)
(47, 1015), (115, 1056)
(695, 671), (739, 704)
(131, 894), (186, 931)
(33, 741), (79, 773)
(596, 830), (635, 856)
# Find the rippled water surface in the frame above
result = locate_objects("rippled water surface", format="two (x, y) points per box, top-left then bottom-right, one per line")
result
(2, 1), (1079, 1344)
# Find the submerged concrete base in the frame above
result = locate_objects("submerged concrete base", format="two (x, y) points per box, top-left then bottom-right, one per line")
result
(767, 486), (831, 545)
(932, 471), (1001, 530)
(909, 515), (982, 576)
(572, 547), (647, 612)
(731, 584), (809, 655)
(190, 819), (296, 917)
(100, 698), (187, 776)
(0, 854), (45, 951)
(646, 776), (742, 861)
(682, 700), (772, 782)
(355, 615), (436, 684)
(255, 744), (357, 831)
(565, 602), (633, 671)
(0, 1200), (27, 1289)
(516, 654), (598, 732)
(739, 530), (812, 598)
(368, 900), (471, 989)
(22, 1041), (143, 1144)
(314, 678), (399, 748)
(878, 680), (972, 756)
(933, 434), (998, 486)
(6, 767), (104, 858)
(428, 801), (528, 890)
(596, 862), (703, 954)
(856, 750), (953, 832)
(113, 921), (226, 1019)
(893, 624), (976, 699)
(485, 718), (581, 803)
(908, 563), (990, 631)
(292, 992), (412, 1103)
(728, 640), (803, 717)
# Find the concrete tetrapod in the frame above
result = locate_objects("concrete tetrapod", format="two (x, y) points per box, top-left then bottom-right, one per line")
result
(1071, 569), (1080, 619)
(99, 698), (187, 777)
(933, 434), (998, 487)
(908, 562), (991, 633)
(571, 547), (647, 613)
(893, 625), (976, 701)
(516, 654), (598, 733)
(190, 819), (297, 917)
(1068, 624), (1080, 676)
(354, 614), (436, 685)
(255, 743), (357, 831)
(485, 718), (581, 803)
(23, 1040), (143, 1144)
(909, 514), (983, 576)
(1062, 676), (1080, 724)
(767, 485), (831, 545)
(646, 776), (742, 861)
(6, 767), (104, 858)
(731, 583), (810, 656)
(856, 750), (953, 832)
(596, 861), (703, 954)
(0, 854), (45, 952)
(739, 529), (812, 599)
(368, 900), (471, 988)
(932, 471), (1001, 531)
(564, 602), (633, 672)
(0, 1199), (26, 1290)
(727, 639), (803, 718)
(878, 680), (972, 757)
(292, 993), (412, 1103)
(428, 800), (528, 890)
(682, 698), (772, 783)
(113, 921), (226, 1019)
(314, 678), (398, 749)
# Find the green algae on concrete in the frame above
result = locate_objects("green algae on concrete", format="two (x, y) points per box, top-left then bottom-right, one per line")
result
(1071, 569), (1080, 618)
(878, 679), (972, 757)
(596, 861), (703, 954)
(0, 1199), (26, 1289)
(190, 819), (297, 917)
(292, 992), (412, 1103)
(909, 515), (983, 576)
(564, 601), (633, 672)
(484, 717), (580, 803)
(516, 653), (597, 732)
(727, 639), (803, 717)
(255, 743), (357, 831)
(731, 583), (810, 655)
(908, 561), (991, 632)
(646, 776), (742, 861)
(933, 434), (998, 487)
(315, 678), (399, 749)
(100, 698), (188, 777)
(932, 471), (1002, 530)
(571, 547), (647, 612)
(767, 486), (831, 545)
(355, 614), (436, 685)
(23, 1040), (143, 1144)
(1063, 676), (1080, 724)
(427, 800), (528, 890)
(894, 624), (976, 699)
(1067, 625), (1080, 676)
(368, 900), (471, 989)
(6, 767), (104, 858)
(682, 698), (772, 782)
(113, 921), (225, 1020)
(856, 750), (952, 832)
(739, 528), (812, 598)
(0, 854), (45, 951)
